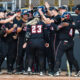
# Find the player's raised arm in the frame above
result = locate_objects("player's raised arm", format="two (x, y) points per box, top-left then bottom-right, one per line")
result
(38, 9), (47, 21)
(0, 14), (18, 24)
(38, 9), (54, 24)
(44, 2), (52, 17)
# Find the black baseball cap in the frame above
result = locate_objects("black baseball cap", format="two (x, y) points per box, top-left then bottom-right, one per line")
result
(49, 7), (55, 10)
(59, 6), (68, 10)
(21, 10), (29, 15)
(74, 5), (80, 10)
(7, 12), (14, 16)
(49, 7), (58, 12)
(15, 9), (21, 13)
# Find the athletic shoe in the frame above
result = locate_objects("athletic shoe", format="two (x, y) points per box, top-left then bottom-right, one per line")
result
(27, 67), (32, 75)
(32, 72), (36, 75)
(7, 71), (13, 75)
(48, 72), (53, 76)
(23, 71), (28, 75)
(40, 72), (44, 76)
(53, 71), (60, 76)
(59, 68), (61, 73)
(74, 71), (80, 77)
(27, 67), (31, 71)
(15, 70), (25, 75)
(15, 71), (23, 74)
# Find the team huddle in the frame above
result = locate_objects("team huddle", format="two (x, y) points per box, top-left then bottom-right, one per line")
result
(0, 2), (80, 77)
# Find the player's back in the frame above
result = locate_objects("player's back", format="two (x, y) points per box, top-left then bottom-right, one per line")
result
(28, 21), (46, 39)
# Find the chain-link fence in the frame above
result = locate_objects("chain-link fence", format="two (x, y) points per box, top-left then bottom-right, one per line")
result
(25, 0), (80, 11)
(20, 0), (80, 11)
(0, 0), (80, 10)
(30, 0), (80, 7)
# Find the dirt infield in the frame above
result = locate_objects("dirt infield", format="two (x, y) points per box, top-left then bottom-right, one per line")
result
(0, 75), (80, 80)
(0, 71), (80, 80)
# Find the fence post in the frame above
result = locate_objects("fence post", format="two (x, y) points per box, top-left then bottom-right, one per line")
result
(58, 0), (61, 7)
(29, 0), (32, 9)
(19, 0), (21, 9)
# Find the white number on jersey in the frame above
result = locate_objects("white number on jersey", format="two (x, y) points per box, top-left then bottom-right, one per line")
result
(69, 28), (73, 37)
(31, 25), (42, 34)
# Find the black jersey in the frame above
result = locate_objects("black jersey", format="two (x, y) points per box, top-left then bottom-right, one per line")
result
(53, 15), (61, 25)
(0, 18), (6, 37)
(74, 14), (80, 30)
(51, 23), (75, 41)
(50, 15), (61, 36)
(26, 21), (49, 43)
(0, 24), (7, 41)
(5, 22), (17, 41)
(13, 17), (21, 24)
(59, 25), (75, 41)
(18, 19), (27, 37)
(0, 24), (3, 28)
(0, 19), (3, 28)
